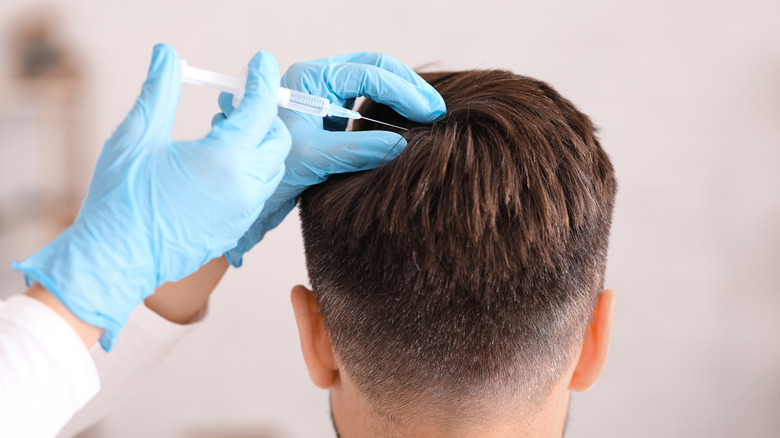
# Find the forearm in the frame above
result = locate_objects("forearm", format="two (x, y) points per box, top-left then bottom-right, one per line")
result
(21, 255), (229, 348)
(143, 255), (229, 323)
(24, 283), (104, 348)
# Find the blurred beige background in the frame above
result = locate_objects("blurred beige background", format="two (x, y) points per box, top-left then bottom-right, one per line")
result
(1, 0), (778, 437)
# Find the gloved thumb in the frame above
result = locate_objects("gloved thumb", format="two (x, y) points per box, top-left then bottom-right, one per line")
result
(207, 51), (279, 148)
(128, 44), (182, 140)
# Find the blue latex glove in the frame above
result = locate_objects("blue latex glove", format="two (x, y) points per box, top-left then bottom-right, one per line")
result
(13, 44), (291, 350)
(213, 52), (446, 267)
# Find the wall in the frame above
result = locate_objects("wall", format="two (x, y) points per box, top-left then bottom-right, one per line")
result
(0, 1), (778, 436)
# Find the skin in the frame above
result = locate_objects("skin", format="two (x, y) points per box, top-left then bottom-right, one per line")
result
(291, 285), (616, 438)
(24, 255), (230, 348)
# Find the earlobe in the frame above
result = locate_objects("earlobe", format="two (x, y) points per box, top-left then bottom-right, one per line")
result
(290, 285), (339, 389)
(569, 289), (616, 392)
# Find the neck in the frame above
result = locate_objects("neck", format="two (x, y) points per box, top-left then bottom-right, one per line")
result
(520, 390), (571, 438)
(330, 377), (573, 438)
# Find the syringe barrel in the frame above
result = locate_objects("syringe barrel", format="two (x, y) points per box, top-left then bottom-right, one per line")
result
(277, 88), (330, 117)
(181, 60), (357, 119)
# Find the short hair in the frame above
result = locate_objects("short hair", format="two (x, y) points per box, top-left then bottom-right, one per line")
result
(299, 70), (617, 421)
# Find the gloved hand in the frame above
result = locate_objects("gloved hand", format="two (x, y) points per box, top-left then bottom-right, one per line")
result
(13, 44), (291, 350)
(213, 52), (446, 267)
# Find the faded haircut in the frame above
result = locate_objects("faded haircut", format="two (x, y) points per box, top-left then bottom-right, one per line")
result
(299, 70), (617, 419)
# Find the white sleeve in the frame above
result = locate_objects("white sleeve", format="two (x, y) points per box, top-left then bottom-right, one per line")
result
(0, 295), (100, 438)
(56, 301), (207, 438)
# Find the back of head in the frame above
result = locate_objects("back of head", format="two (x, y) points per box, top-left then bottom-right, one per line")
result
(299, 70), (616, 428)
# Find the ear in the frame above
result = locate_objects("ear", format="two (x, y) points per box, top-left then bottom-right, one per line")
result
(569, 289), (616, 392)
(291, 284), (338, 389)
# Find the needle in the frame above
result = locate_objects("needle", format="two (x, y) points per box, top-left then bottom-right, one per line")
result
(359, 116), (409, 131)
(179, 61), (412, 132)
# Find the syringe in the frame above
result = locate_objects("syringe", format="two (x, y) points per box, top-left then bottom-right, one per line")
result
(180, 60), (407, 130)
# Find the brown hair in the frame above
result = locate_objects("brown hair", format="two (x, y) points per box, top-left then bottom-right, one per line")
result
(299, 70), (617, 418)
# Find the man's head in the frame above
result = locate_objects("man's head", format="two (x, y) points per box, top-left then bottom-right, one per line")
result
(292, 70), (617, 437)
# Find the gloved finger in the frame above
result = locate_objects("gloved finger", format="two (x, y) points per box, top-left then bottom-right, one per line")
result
(323, 52), (432, 88)
(132, 44), (182, 138)
(316, 63), (445, 123)
(238, 117), (291, 186)
(229, 118), (290, 217)
(258, 117), (293, 174)
(305, 130), (408, 174)
(218, 91), (237, 117)
(210, 112), (226, 128)
(207, 51), (279, 148)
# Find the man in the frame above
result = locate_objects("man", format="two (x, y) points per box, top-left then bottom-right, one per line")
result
(291, 70), (617, 437)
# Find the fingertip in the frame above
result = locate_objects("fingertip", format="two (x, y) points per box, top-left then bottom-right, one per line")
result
(246, 50), (280, 97)
(380, 132), (407, 158)
(149, 43), (179, 76)
(419, 84), (447, 122)
(431, 94), (447, 120)
(249, 50), (279, 71)
(211, 112), (226, 128)
(429, 105), (447, 122)
(152, 43), (175, 56)
(218, 92), (235, 116)
(345, 130), (408, 160)
(410, 91), (446, 123)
